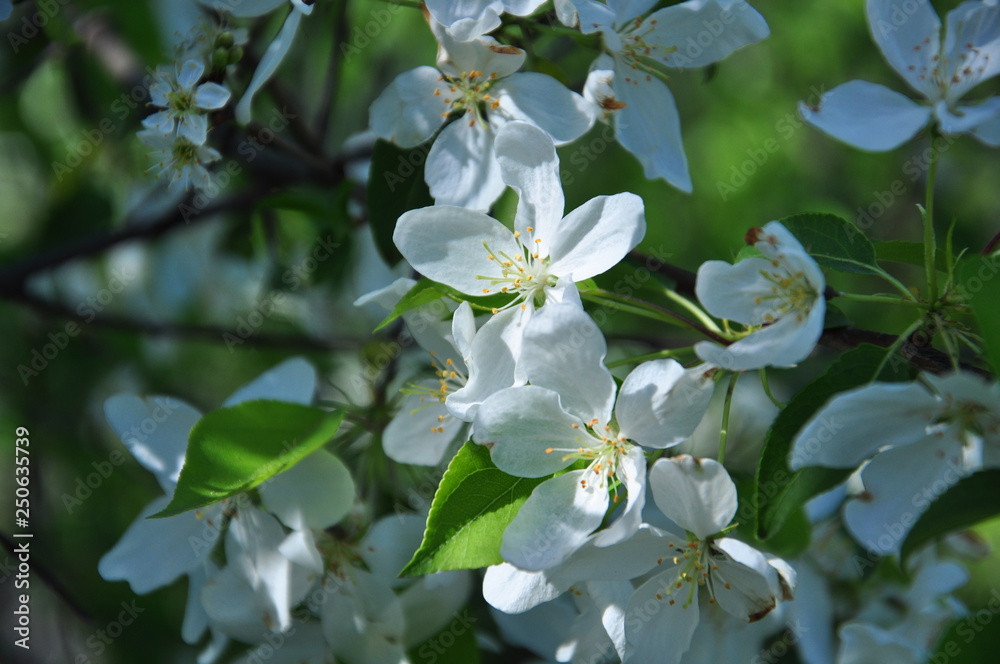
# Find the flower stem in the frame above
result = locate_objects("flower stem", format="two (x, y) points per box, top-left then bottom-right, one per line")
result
(835, 292), (927, 308)
(661, 287), (723, 334)
(718, 372), (740, 465)
(758, 369), (785, 409)
(924, 132), (940, 304)
(605, 347), (694, 369)
(583, 289), (730, 344)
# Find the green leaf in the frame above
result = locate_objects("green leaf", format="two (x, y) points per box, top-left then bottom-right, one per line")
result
(875, 240), (950, 273)
(152, 401), (345, 518)
(823, 302), (851, 329)
(734, 475), (810, 558)
(960, 255), (1000, 376)
(374, 278), (449, 332)
(755, 344), (912, 539)
(735, 245), (765, 262)
(779, 212), (879, 274)
(902, 470), (1000, 560)
(367, 139), (434, 267)
(400, 442), (546, 576)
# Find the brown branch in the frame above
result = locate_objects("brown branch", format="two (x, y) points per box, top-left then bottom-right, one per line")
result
(6, 289), (352, 352)
(0, 190), (262, 297)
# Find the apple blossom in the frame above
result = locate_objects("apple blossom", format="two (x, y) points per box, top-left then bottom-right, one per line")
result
(800, 0), (1000, 150)
(370, 26), (596, 210)
(695, 221), (826, 371)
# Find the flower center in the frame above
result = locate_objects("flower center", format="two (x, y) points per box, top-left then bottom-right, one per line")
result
(401, 353), (467, 434)
(478, 227), (557, 313)
(910, 34), (991, 103)
(167, 88), (196, 115)
(754, 261), (818, 324)
(545, 420), (632, 492)
(652, 539), (731, 609)
(616, 16), (678, 85)
(436, 69), (502, 129)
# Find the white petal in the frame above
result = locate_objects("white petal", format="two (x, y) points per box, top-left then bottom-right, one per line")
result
(103, 394), (201, 493)
(448, 306), (524, 421)
(546, 192), (646, 283)
(435, 30), (526, 79)
(649, 456), (736, 539)
(844, 433), (969, 555)
(358, 513), (428, 584)
(223, 357), (317, 406)
(393, 205), (518, 295)
(645, 0), (770, 69)
(613, 65), (691, 191)
(617, 360), (715, 448)
(501, 470), (609, 570)
(574, 0), (618, 34)
(866, 0), (941, 98)
(278, 529), (323, 574)
(400, 571), (473, 648)
(784, 561), (836, 664)
(695, 256), (778, 324)
(941, 0), (1000, 100)
(178, 113), (209, 146)
(369, 66), (449, 148)
(494, 73), (597, 144)
(936, 97), (1000, 135)
(98, 496), (219, 594)
(788, 381), (939, 470)
(384, 389), (465, 466)
(234, 8), (304, 125)
(836, 623), (923, 664)
(590, 447), (646, 547)
(141, 111), (175, 135)
(624, 567), (700, 664)
(710, 538), (778, 622)
(494, 121), (565, 238)
(259, 450), (355, 530)
(473, 385), (584, 477)
(554, 524), (669, 587)
(520, 299), (616, 424)
(483, 563), (561, 614)
(426, 119), (506, 210)
(181, 563), (214, 644)
(451, 300), (477, 361)
(177, 59), (205, 90)
(695, 299), (825, 371)
(586, 579), (635, 661)
(799, 80), (931, 151)
(200, 565), (271, 643)
(320, 570), (406, 664)
(193, 82), (231, 111)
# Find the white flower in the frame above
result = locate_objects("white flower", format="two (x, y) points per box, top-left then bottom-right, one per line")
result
(144, 59), (231, 145)
(370, 27), (596, 210)
(800, 0), (1000, 150)
(138, 128), (222, 192)
(473, 300), (715, 569)
(620, 456), (793, 664)
(425, 0), (547, 41)
(694, 221), (826, 371)
(100, 359), (355, 641)
(393, 121), (645, 370)
(571, 0), (769, 191)
(789, 371), (1000, 555)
